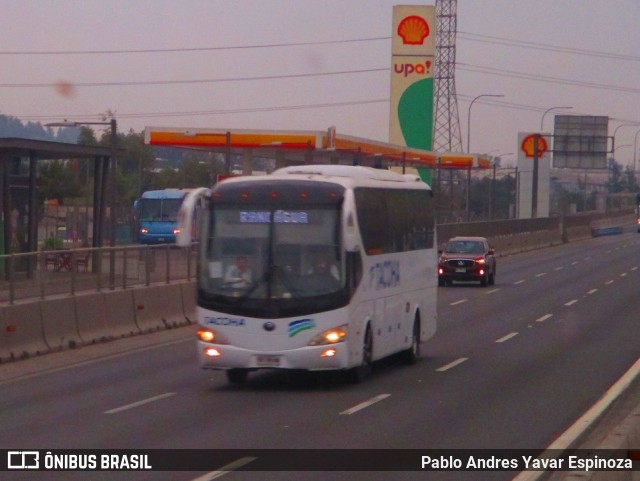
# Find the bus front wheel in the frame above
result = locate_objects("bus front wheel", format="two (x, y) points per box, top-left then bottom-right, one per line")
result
(349, 325), (373, 383)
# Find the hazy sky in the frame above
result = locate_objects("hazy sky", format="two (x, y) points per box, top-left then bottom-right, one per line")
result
(1, 0), (639, 167)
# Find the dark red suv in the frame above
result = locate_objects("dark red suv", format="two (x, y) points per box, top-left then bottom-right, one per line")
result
(438, 236), (496, 287)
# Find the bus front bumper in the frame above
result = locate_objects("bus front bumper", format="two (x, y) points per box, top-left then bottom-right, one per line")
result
(196, 340), (350, 371)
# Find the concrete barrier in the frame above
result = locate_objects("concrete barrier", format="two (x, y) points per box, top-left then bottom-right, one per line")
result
(0, 301), (48, 361)
(132, 284), (188, 333)
(41, 297), (82, 351)
(75, 291), (138, 344)
(103, 290), (139, 339)
(181, 282), (196, 323)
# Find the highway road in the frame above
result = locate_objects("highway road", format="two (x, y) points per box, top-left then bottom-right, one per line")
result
(1, 232), (639, 481)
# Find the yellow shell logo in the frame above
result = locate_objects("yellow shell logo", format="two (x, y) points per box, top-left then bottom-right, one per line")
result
(397, 15), (430, 45)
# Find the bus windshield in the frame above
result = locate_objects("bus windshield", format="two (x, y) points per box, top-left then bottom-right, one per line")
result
(138, 198), (183, 222)
(200, 205), (343, 301)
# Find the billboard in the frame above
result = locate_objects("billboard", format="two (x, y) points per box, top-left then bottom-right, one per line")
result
(552, 115), (609, 169)
(389, 5), (436, 150)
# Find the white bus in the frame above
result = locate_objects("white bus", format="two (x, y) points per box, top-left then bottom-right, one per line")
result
(177, 164), (437, 384)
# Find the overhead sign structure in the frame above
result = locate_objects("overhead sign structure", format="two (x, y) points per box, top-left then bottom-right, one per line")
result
(389, 5), (436, 151)
(552, 115), (609, 169)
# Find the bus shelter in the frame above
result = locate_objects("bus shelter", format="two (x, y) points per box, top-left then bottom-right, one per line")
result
(0, 137), (120, 262)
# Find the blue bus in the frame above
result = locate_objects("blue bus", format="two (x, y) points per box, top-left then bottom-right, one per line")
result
(134, 189), (189, 244)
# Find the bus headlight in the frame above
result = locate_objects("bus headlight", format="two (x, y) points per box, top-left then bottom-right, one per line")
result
(197, 329), (229, 344)
(198, 329), (216, 342)
(308, 324), (347, 346)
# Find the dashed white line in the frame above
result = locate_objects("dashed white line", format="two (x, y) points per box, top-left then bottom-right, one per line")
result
(496, 332), (519, 343)
(535, 272), (547, 277)
(620, 272), (628, 277)
(587, 288), (598, 295)
(485, 288), (500, 294)
(436, 357), (469, 372)
(571, 261), (578, 265)
(605, 280), (614, 285)
(564, 299), (578, 306)
(554, 266), (564, 271)
(340, 394), (391, 415)
(104, 392), (176, 414)
(450, 299), (468, 306)
(535, 314), (553, 323)
(513, 280), (526, 285)
(190, 457), (257, 481)
(631, 267), (638, 271)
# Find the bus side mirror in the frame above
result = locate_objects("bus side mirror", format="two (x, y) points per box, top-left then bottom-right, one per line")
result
(176, 187), (210, 247)
(344, 234), (360, 253)
(344, 210), (360, 252)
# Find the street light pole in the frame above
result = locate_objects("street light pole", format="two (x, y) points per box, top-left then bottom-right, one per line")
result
(467, 94), (504, 152)
(46, 118), (118, 281)
(540, 106), (572, 132)
(466, 94), (504, 221)
(46, 118), (118, 247)
(634, 128), (640, 174)
(612, 122), (639, 153)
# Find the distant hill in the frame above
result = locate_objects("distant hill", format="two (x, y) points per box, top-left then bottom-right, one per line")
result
(0, 114), (79, 143)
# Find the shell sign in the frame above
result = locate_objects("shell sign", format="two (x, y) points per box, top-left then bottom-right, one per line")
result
(389, 5), (436, 151)
(397, 15), (429, 45)
(520, 134), (548, 158)
(391, 6), (435, 55)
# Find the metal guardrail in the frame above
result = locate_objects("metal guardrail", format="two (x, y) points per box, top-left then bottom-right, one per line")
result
(0, 244), (198, 304)
(1, 210), (634, 305)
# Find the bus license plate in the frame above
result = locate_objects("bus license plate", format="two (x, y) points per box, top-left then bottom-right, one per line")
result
(256, 355), (281, 367)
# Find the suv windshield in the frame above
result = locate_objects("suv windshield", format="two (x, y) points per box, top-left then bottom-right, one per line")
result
(446, 241), (484, 254)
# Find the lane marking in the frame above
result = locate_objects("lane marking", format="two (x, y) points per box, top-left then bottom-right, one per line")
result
(104, 392), (176, 414)
(564, 299), (578, 306)
(436, 357), (468, 372)
(620, 272), (628, 277)
(495, 332), (519, 343)
(190, 457), (257, 481)
(605, 280), (614, 285)
(485, 288), (500, 295)
(340, 394), (391, 415)
(513, 280), (525, 285)
(571, 261), (578, 265)
(535, 272), (547, 277)
(512, 357), (640, 481)
(554, 266), (564, 271)
(587, 288), (598, 295)
(450, 299), (468, 306)
(535, 314), (553, 323)
(631, 266), (638, 271)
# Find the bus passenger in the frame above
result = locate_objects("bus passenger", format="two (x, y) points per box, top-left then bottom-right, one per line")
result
(303, 252), (340, 293)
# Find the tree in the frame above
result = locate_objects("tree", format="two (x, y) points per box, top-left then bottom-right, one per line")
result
(38, 160), (84, 204)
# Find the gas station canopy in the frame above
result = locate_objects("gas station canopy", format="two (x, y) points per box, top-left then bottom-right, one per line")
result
(144, 126), (492, 170)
